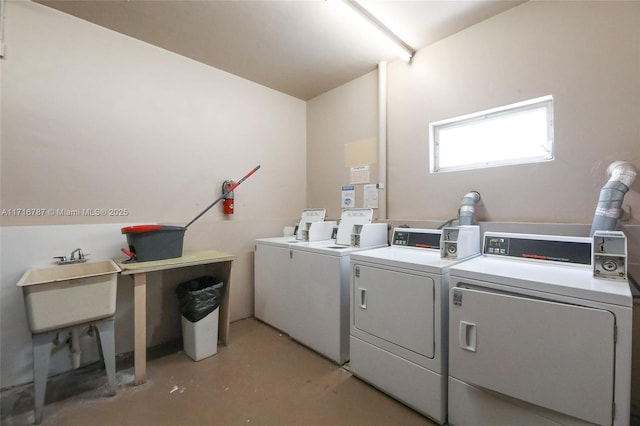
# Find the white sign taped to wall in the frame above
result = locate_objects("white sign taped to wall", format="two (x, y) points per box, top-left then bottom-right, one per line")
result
(350, 165), (370, 184)
(341, 185), (355, 208)
(363, 184), (379, 209)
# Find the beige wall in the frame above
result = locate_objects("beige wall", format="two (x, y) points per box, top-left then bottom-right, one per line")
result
(0, 0), (307, 304)
(308, 1), (640, 226)
(307, 70), (379, 221)
(1, 1), (306, 387)
(387, 0), (639, 224)
(1, 2), (306, 230)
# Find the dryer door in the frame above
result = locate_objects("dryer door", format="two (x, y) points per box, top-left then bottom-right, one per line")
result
(353, 264), (435, 358)
(449, 285), (615, 425)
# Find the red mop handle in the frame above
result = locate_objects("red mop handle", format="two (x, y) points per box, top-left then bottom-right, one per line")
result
(227, 165), (261, 192)
(185, 165), (261, 229)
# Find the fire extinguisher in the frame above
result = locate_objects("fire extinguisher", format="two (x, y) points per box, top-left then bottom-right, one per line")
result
(222, 180), (235, 214)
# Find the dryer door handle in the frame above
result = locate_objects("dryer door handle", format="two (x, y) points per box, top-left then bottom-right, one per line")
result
(459, 321), (477, 352)
(358, 288), (367, 310)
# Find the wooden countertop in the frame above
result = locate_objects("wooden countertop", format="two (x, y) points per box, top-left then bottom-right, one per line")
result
(115, 250), (235, 275)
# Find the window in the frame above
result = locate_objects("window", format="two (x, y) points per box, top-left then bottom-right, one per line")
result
(429, 96), (554, 173)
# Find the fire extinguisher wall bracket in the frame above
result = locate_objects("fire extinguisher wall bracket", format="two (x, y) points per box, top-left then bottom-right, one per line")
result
(222, 180), (235, 214)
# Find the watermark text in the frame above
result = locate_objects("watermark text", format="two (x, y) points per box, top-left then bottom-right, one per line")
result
(1, 208), (130, 217)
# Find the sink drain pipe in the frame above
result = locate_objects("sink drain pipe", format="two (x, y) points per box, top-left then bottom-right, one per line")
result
(69, 327), (81, 369)
(590, 161), (637, 236)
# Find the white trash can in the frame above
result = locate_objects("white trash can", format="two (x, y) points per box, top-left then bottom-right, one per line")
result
(181, 307), (219, 361)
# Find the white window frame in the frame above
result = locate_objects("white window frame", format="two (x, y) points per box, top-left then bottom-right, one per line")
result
(429, 95), (554, 173)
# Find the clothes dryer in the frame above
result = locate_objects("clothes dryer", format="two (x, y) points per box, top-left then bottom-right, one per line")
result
(348, 226), (480, 424)
(448, 232), (632, 426)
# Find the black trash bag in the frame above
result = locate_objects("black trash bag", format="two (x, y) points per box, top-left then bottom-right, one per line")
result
(175, 276), (225, 323)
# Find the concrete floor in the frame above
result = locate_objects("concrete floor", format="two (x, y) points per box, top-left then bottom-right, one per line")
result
(1, 318), (437, 426)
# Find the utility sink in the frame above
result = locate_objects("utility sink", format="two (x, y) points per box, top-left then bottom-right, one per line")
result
(17, 260), (121, 334)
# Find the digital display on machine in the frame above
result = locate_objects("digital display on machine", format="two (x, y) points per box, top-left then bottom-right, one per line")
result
(484, 236), (591, 265)
(393, 231), (441, 249)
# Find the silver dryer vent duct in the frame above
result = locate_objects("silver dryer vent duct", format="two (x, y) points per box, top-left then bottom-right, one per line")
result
(590, 161), (637, 236)
(458, 191), (481, 226)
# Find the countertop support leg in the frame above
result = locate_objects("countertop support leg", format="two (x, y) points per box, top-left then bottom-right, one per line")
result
(133, 272), (147, 385)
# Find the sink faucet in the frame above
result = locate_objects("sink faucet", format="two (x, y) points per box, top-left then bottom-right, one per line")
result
(70, 248), (85, 261)
(54, 248), (89, 265)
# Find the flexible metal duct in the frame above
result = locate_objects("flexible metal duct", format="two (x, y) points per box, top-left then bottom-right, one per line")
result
(458, 191), (481, 226)
(590, 161), (637, 236)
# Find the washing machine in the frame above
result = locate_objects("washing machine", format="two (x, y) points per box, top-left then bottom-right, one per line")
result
(254, 208), (335, 333)
(448, 231), (632, 426)
(288, 208), (388, 364)
(349, 226), (480, 424)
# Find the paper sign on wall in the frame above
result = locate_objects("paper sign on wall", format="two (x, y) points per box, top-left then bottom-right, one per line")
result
(341, 185), (355, 208)
(363, 184), (379, 209)
(350, 165), (370, 184)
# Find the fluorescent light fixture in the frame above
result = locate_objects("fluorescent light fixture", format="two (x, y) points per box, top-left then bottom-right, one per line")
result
(341, 0), (415, 61)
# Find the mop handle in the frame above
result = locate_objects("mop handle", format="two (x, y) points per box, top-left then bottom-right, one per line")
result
(185, 165), (261, 229)
(227, 164), (261, 192)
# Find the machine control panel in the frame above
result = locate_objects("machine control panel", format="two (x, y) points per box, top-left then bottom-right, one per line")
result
(392, 229), (441, 249)
(483, 233), (592, 265)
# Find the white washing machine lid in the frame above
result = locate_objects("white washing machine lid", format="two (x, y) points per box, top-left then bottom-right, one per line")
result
(255, 236), (309, 248)
(292, 241), (387, 256)
(450, 256), (632, 307)
(350, 246), (477, 274)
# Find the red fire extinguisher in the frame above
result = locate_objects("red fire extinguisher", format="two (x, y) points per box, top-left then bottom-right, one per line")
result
(222, 180), (235, 214)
